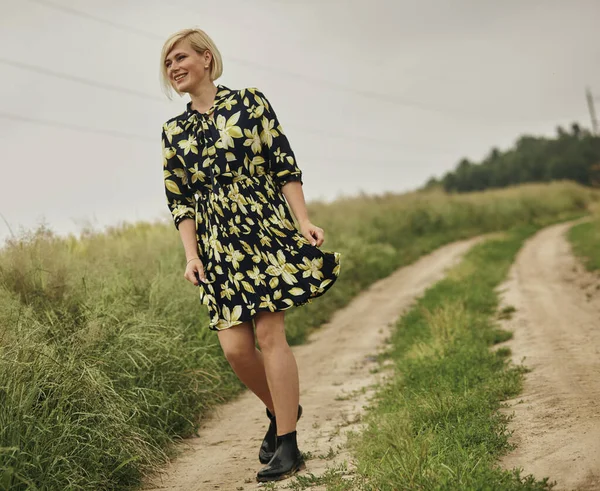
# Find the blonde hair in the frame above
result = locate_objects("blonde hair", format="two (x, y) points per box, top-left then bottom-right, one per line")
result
(160, 28), (223, 98)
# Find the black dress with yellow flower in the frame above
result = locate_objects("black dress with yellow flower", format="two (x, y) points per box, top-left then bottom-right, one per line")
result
(162, 85), (341, 330)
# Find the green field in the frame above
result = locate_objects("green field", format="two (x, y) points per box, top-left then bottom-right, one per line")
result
(0, 181), (597, 490)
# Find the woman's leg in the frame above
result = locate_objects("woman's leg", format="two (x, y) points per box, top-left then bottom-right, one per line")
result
(217, 320), (274, 413)
(254, 311), (299, 436)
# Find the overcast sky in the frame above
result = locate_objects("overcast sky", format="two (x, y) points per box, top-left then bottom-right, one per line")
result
(1, 0), (599, 245)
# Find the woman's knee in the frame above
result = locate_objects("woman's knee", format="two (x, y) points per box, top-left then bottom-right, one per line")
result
(217, 322), (255, 366)
(222, 344), (254, 366)
(255, 312), (287, 353)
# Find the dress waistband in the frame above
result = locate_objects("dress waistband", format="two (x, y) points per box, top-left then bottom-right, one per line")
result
(203, 173), (267, 196)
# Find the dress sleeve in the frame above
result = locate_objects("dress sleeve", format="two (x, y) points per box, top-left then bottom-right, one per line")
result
(253, 89), (303, 188)
(162, 125), (196, 230)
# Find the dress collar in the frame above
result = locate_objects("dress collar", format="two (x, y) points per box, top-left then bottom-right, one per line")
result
(185, 84), (231, 118)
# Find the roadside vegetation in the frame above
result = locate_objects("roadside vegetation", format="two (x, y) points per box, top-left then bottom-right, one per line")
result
(568, 203), (600, 272)
(0, 182), (596, 489)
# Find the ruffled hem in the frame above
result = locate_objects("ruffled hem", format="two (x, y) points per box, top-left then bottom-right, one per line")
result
(201, 250), (341, 331)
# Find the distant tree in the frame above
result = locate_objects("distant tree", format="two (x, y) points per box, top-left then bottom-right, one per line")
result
(590, 162), (600, 187)
(425, 121), (600, 192)
(424, 177), (441, 189)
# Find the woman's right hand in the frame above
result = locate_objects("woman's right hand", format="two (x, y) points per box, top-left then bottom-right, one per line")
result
(185, 257), (207, 285)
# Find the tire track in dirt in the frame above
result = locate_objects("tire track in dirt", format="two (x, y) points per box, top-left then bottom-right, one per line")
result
(499, 221), (600, 491)
(142, 237), (482, 491)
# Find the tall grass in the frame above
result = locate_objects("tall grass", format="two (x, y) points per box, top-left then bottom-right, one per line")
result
(568, 202), (600, 271)
(0, 182), (597, 490)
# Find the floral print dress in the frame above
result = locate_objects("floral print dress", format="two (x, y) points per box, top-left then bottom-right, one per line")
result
(162, 85), (341, 330)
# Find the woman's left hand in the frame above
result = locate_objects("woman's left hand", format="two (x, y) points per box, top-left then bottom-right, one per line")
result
(299, 221), (325, 247)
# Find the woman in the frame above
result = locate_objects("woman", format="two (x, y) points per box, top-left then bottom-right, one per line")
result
(160, 28), (341, 483)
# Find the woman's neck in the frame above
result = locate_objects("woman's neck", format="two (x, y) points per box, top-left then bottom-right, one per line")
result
(189, 82), (218, 114)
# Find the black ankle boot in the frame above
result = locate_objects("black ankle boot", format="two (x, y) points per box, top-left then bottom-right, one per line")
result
(256, 430), (305, 482)
(259, 405), (303, 464)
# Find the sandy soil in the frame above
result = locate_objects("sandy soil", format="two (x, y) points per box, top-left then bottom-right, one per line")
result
(142, 237), (481, 491)
(499, 221), (600, 491)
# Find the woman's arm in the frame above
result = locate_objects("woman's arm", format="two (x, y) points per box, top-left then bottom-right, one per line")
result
(162, 124), (206, 284)
(178, 218), (207, 284)
(178, 218), (201, 260)
(281, 181), (309, 226)
(162, 125), (196, 229)
(250, 88), (303, 188)
(281, 181), (324, 247)
(249, 88), (324, 247)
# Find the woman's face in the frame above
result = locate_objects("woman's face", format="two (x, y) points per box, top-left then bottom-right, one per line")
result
(165, 39), (210, 94)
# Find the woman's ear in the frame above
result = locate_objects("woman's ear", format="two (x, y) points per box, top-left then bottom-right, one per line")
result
(204, 50), (213, 67)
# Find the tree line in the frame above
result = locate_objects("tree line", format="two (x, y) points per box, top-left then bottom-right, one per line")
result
(426, 123), (600, 192)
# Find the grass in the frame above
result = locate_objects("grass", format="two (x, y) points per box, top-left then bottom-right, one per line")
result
(290, 227), (558, 490)
(0, 181), (597, 490)
(568, 204), (600, 272)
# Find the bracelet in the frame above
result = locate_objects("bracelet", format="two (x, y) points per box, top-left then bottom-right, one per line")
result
(186, 257), (200, 264)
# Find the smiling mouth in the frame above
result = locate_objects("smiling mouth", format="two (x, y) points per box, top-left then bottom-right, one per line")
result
(174, 73), (187, 82)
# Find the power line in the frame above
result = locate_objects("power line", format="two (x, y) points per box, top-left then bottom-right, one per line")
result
(3, 51), (579, 134)
(4, 2), (584, 149)
(28, 0), (161, 41)
(0, 56), (428, 150)
(29, 0), (581, 126)
(0, 52), (583, 150)
(0, 111), (445, 165)
(0, 58), (164, 102)
(7, 0), (461, 148)
(25, 0), (463, 117)
(284, 123), (451, 151)
(0, 109), (440, 153)
(0, 111), (155, 142)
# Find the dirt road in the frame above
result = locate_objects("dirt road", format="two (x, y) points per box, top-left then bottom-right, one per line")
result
(499, 222), (600, 491)
(142, 237), (481, 490)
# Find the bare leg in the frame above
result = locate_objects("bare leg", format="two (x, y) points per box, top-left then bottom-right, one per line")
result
(254, 311), (300, 436)
(217, 320), (274, 413)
